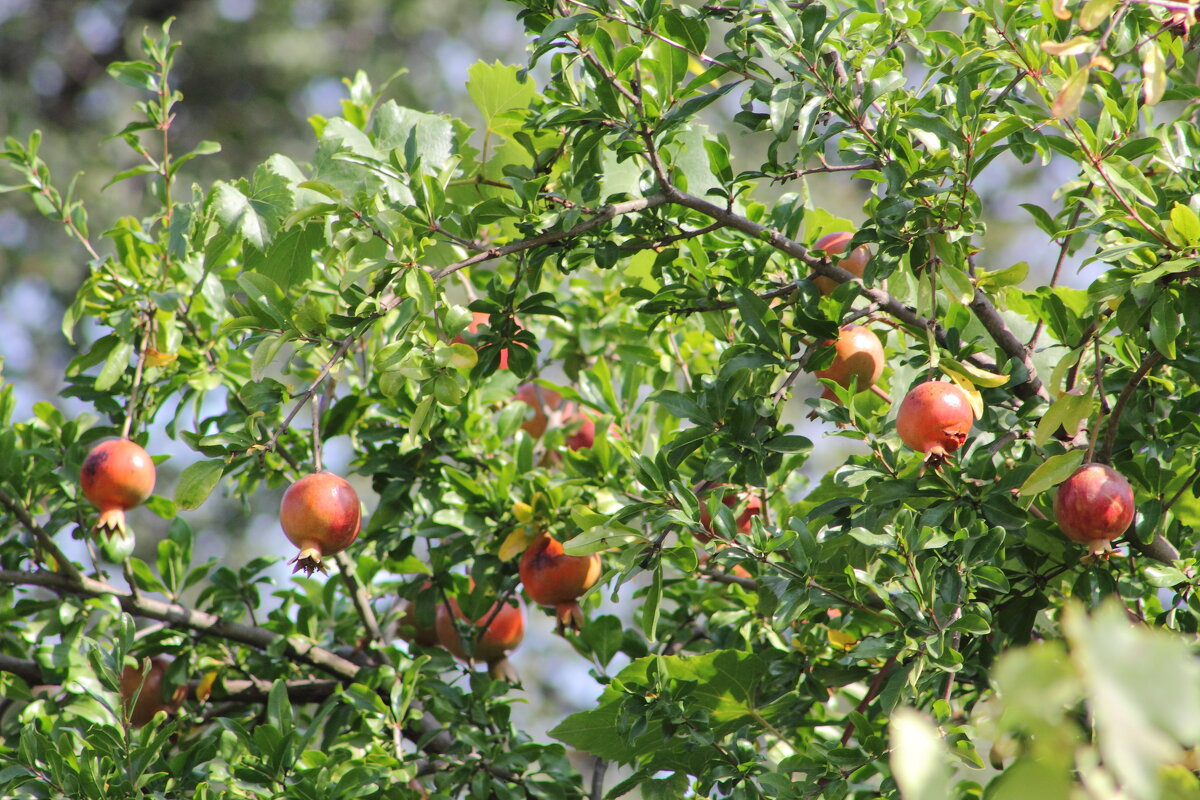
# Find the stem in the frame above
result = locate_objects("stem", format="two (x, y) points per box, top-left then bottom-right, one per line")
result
(121, 317), (152, 440)
(1098, 352), (1163, 464)
(1028, 186), (1092, 350)
(333, 551), (384, 659)
(0, 488), (79, 580)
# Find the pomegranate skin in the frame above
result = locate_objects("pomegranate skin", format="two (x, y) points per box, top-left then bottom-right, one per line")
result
(80, 439), (156, 534)
(815, 325), (885, 398)
(280, 472), (361, 575)
(812, 231), (871, 295)
(1054, 463), (1135, 555)
(452, 311), (520, 370)
(697, 488), (763, 543)
(120, 657), (169, 727)
(515, 384), (595, 452)
(896, 381), (974, 464)
(435, 596), (525, 664)
(519, 534), (601, 630)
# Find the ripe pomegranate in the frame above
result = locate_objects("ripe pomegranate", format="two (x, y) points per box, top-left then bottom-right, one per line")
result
(812, 231), (871, 295)
(1054, 463), (1135, 556)
(814, 325), (885, 400)
(80, 439), (156, 535)
(452, 311), (523, 370)
(896, 380), (975, 469)
(515, 383), (595, 451)
(279, 472), (361, 575)
(398, 581), (440, 647)
(120, 657), (170, 727)
(697, 486), (763, 543)
(435, 593), (525, 681)
(519, 533), (602, 631)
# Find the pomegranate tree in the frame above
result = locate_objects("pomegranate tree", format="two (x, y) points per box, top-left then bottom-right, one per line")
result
(80, 438), (156, 536)
(814, 325), (885, 399)
(279, 472), (361, 575)
(436, 594), (525, 681)
(896, 380), (975, 469)
(1054, 463), (1135, 556)
(811, 231), (871, 295)
(519, 533), (601, 631)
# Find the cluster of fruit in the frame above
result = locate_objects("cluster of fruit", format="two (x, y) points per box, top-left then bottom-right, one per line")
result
(812, 231), (1137, 556)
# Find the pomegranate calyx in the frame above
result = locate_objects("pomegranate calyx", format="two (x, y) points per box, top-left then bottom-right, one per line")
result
(95, 507), (130, 536)
(289, 546), (329, 576)
(487, 656), (521, 684)
(554, 601), (585, 633)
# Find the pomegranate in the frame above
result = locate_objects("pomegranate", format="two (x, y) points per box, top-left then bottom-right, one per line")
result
(896, 380), (975, 469)
(814, 325), (885, 400)
(519, 533), (602, 631)
(398, 581), (440, 647)
(279, 472), (361, 575)
(515, 383), (595, 451)
(812, 231), (871, 295)
(120, 657), (170, 727)
(452, 311), (523, 370)
(436, 593), (525, 680)
(696, 486), (763, 543)
(80, 439), (156, 536)
(1054, 463), (1135, 556)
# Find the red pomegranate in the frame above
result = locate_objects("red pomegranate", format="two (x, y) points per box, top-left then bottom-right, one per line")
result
(519, 533), (602, 631)
(814, 325), (885, 399)
(1054, 463), (1135, 556)
(515, 383), (595, 451)
(120, 657), (171, 727)
(398, 581), (440, 647)
(697, 486), (763, 543)
(812, 231), (871, 295)
(279, 472), (361, 575)
(80, 439), (156, 535)
(896, 381), (975, 468)
(452, 311), (523, 370)
(435, 593), (525, 680)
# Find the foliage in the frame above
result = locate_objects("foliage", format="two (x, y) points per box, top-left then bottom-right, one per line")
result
(0, 0), (1199, 798)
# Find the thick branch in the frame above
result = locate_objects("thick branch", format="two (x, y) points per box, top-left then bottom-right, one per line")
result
(968, 288), (1047, 400)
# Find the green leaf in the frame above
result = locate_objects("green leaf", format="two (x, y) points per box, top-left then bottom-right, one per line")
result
(210, 181), (275, 251)
(95, 339), (133, 392)
(940, 264), (975, 305)
(1079, 0), (1118, 29)
(466, 61), (537, 141)
(1142, 42), (1166, 107)
(1169, 203), (1200, 245)
(1150, 295), (1179, 360)
(174, 460), (225, 511)
(1034, 391), (1092, 447)
(1018, 450), (1086, 496)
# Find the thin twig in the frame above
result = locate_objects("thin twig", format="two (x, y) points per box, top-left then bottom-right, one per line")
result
(333, 551), (385, 659)
(1098, 352), (1165, 464)
(0, 489), (79, 580)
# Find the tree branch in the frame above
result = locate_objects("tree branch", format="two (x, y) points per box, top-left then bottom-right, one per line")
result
(1098, 352), (1164, 465)
(0, 488), (80, 581)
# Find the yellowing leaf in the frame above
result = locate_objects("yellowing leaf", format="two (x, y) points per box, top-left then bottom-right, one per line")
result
(1090, 54), (1114, 71)
(1079, 0), (1118, 30)
(1041, 36), (1095, 57)
(827, 629), (857, 649)
(1143, 43), (1166, 106)
(1052, 66), (1090, 120)
(942, 357), (1010, 388)
(940, 367), (985, 419)
(1052, 0), (1072, 20)
(498, 527), (535, 561)
(196, 670), (219, 703)
(512, 501), (534, 523)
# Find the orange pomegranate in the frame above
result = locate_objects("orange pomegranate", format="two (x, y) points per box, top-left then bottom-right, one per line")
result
(896, 381), (975, 469)
(279, 472), (361, 575)
(811, 231), (871, 295)
(80, 439), (156, 535)
(515, 383), (595, 451)
(519, 533), (601, 631)
(436, 593), (525, 680)
(120, 657), (172, 727)
(814, 325), (885, 400)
